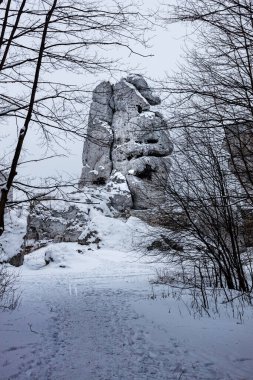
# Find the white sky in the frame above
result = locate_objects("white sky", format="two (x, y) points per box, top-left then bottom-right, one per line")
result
(1, 0), (188, 185)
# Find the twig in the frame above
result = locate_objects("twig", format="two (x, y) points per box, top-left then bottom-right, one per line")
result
(28, 323), (39, 334)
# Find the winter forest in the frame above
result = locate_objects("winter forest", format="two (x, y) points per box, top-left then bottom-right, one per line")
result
(1, 1), (253, 379)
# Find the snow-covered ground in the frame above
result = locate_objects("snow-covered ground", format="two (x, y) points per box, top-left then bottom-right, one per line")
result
(1, 243), (253, 380)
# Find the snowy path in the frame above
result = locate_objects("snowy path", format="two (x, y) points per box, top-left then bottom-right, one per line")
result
(1, 244), (253, 380)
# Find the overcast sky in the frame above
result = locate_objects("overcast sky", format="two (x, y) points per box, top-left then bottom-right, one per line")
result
(1, 0), (187, 185)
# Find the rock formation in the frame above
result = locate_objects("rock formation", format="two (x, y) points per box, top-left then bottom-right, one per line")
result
(20, 75), (173, 262)
(79, 81), (114, 187)
(12, 76), (253, 266)
(79, 74), (173, 210)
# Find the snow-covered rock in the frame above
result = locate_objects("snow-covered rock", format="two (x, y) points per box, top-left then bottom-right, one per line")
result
(79, 81), (114, 187)
(112, 79), (150, 113)
(23, 184), (132, 255)
(79, 74), (173, 210)
(0, 207), (27, 266)
(17, 75), (173, 260)
(105, 172), (133, 213)
(26, 204), (89, 244)
(126, 74), (161, 105)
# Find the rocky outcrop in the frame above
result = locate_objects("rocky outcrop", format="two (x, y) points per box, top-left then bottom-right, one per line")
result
(26, 204), (89, 243)
(0, 207), (27, 267)
(22, 75), (173, 256)
(126, 74), (161, 106)
(79, 81), (114, 187)
(22, 179), (132, 254)
(79, 74), (173, 210)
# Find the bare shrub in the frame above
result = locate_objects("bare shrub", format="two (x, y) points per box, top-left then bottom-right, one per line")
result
(0, 264), (20, 311)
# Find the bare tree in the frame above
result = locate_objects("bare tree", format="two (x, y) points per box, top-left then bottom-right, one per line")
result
(162, 0), (253, 203)
(0, 0), (151, 234)
(141, 0), (253, 299)
(163, 127), (253, 293)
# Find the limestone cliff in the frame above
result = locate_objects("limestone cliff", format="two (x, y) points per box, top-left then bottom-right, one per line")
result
(79, 74), (173, 210)
(20, 75), (173, 260)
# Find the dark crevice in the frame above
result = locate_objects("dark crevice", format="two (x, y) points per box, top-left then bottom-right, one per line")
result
(109, 136), (114, 173)
(146, 138), (158, 144)
(149, 151), (165, 157)
(137, 105), (143, 113)
(148, 151), (166, 157)
(93, 177), (106, 186)
(127, 151), (165, 161)
(125, 175), (135, 208)
(135, 164), (154, 181)
(109, 90), (116, 175)
(127, 152), (144, 161)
